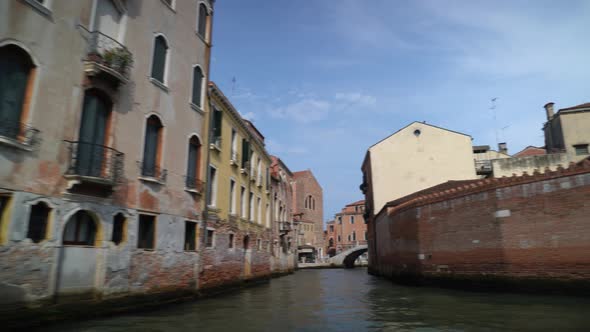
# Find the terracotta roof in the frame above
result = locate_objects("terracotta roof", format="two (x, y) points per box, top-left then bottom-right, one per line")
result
(346, 199), (365, 206)
(559, 102), (590, 112)
(513, 146), (546, 157)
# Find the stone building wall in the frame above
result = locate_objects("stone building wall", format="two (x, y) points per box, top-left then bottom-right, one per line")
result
(370, 158), (590, 291)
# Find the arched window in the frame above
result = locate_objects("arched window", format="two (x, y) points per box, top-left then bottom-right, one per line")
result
(186, 135), (201, 188)
(27, 202), (50, 243)
(112, 213), (125, 245)
(191, 66), (204, 107)
(312, 197), (315, 210)
(150, 35), (168, 84)
(0, 44), (35, 139)
(142, 115), (163, 177)
(63, 210), (97, 246)
(197, 3), (209, 39)
(352, 231), (356, 241)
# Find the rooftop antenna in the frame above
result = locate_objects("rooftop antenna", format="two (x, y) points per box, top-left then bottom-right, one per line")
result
(231, 76), (236, 96)
(490, 97), (498, 145)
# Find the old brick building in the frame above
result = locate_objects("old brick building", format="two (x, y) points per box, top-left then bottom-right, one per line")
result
(292, 170), (324, 261)
(270, 156), (297, 273)
(325, 200), (367, 257)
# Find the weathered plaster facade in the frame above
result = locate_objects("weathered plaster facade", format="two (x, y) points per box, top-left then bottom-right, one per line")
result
(0, 0), (215, 308)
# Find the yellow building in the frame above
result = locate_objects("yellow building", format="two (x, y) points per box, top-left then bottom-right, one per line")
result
(197, 82), (273, 285)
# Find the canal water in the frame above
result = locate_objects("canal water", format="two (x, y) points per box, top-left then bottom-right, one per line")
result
(48, 268), (590, 331)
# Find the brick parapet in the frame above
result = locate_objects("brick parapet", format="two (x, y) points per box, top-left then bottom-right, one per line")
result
(381, 157), (590, 219)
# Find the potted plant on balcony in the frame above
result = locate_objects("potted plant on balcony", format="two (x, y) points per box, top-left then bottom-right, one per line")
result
(103, 47), (133, 75)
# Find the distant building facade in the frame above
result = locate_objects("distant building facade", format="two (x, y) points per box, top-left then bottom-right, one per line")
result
(270, 156), (296, 273)
(292, 170), (324, 261)
(361, 121), (477, 220)
(325, 200), (367, 257)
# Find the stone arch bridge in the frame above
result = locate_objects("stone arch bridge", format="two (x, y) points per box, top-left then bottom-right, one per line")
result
(328, 244), (367, 268)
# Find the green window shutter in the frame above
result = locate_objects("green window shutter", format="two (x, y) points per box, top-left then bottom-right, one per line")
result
(151, 36), (167, 83)
(143, 117), (161, 176)
(0, 45), (33, 138)
(192, 66), (203, 106)
(198, 4), (208, 38)
(212, 110), (222, 138)
(187, 138), (199, 186)
(241, 139), (250, 167)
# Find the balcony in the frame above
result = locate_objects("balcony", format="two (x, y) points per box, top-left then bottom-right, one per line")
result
(185, 176), (205, 194)
(137, 161), (167, 184)
(279, 221), (292, 233)
(250, 169), (257, 182)
(64, 141), (124, 189)
(80, 27), (133, 86)
(209, 136), (222, 151)
(240, 161), (250, 175)
(0, 120), (40, 151)
(230, 151), (240, 167)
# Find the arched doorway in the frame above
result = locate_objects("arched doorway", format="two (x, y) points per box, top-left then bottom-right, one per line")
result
(57, 210), (100, 296)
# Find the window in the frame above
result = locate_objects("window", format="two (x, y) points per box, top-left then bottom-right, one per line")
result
(112, 213), (125, 245)
(350, 216), (355, 224)
(212, 110), (222, 147)
(265, 203), (270, 227)
(206, 229), (214, 248)
(63, 210), (96, 246)
(192, 66), (204, 107)
(329, 225), (334, 232)
(142, 115), (163, 178)
(184, 221), (197, 251)
(257, 197), (262, 224)
(150, 35), (168, 84)
(240, 186), (246, 217)
(186, 136), (201, 188)
(352, 231), (356, 241)
(229, 233), (234, 249)
(77, 89), (112, 178)
(347, 234), (351, 242)
(574, 144), (589, 156)
(256, 159), (262, 185)
(243, 235), (250, 250)
(137, 214), (155, 249)
(241, 139), (250, 169)
(337, 235), (341, 242)
(197, 3), (208, 39)
(229, 179), (236, 214)
(249, 191), (254, 221)
(257, 238), (262, 251)
(207, 165), (217, 206)
(230, 128), (237, 161)
(0, 45), (35, 140)
(338, 216), (342, 224)
(27, 202), (50, 243)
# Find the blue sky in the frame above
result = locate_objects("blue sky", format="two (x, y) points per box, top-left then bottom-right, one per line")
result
(209, 0), (590, 221)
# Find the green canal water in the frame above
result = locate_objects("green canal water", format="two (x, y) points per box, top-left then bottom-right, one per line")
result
(47, 268), (590, 331)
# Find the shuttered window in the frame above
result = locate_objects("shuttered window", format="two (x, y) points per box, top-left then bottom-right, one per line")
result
(241, 139), (250, 168)
(198, 3), (208, 39)
(0, 45), (34, 139)
(192, 66), (204, 107)
(186, 136), (201, 187)
(151, 36), (168, 83)
(142, 116), (162, 177)
(27, 202), (50, 243)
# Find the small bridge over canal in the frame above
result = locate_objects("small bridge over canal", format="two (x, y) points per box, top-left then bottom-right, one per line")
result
(328, 244), (368, 268)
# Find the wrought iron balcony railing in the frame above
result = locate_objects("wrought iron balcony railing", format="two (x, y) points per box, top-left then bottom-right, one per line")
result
(80, 26), (133, 81)
(0, 120), (40, 149)
(209, 136), (222, 150)
(137, 161), (167, 183)
(65, 141), (124, 184)
(185, 176), (205, 192)
(230, 151), (240, 166)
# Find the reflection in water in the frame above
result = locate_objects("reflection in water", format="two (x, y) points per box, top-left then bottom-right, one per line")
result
(47, 269), (590, 331)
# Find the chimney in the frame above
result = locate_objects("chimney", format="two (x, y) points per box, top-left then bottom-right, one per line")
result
(498, 142), (508, 154)
(544, 102), (555, 120)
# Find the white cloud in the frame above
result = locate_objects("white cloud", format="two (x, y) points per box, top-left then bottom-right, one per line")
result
(334, 92), (377, 107)
(266, 139), (309, 155)
(270, 98), (332, 123)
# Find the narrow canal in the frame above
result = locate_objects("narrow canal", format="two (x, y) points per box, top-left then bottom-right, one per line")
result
(48, 269), (590, 331)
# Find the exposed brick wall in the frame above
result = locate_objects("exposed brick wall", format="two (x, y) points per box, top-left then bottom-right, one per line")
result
(292, 170), (324, 250)
(198, 220), (271, 290)
(371, 158), (590, 286)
